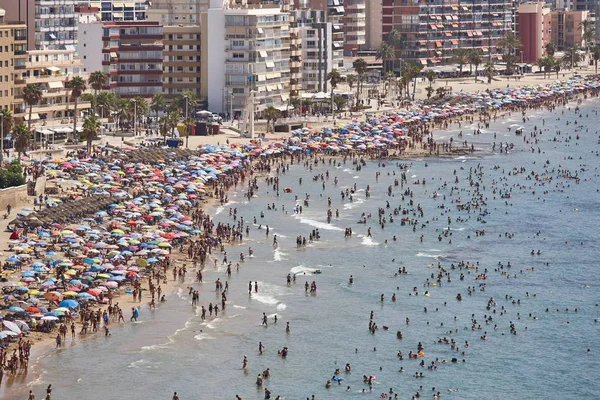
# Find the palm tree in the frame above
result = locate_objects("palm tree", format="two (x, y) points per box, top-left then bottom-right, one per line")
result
(468, 50), (483, 81)
(263, 106), (281, 133)
(326, 69), (342, 116)
(536, 57), (547, 78)
(497, 32), (522, 75)
(375, 42), (395, 73)
(563, 46), (581, 69)
(87, 71), (108, 112)
(451, 48), (469, 74)
(66, 76), (87, 142)
(132, 97), (148, 135)
(545, 42), (556, 57)
(579, 19), (595, 59)
(592, 44), (600, 74)
(151, 93), (166, 121)
(346, 74), (357, 91)
(384, 29), (401, 72)
(11, 123), (30, 158)
(96, 91), (117, 122)
(22, 84), (43, 133)
(352, 58), (368, 110)
(0, 109), (12, 161)
(174, 91), (197, 115)
(115, 97), (132, 132)
(543, 55), (555, 78)
(484, 62), (495, 84)
(425, 86), (435, 99)
(553, 58), (561, 79)
(424, 70), (436, 89)
(82, 114), (101, 152)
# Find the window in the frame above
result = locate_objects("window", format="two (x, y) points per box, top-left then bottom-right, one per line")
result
(232, 53), (244, 59)
(83, 55), (87, 59)
(233, 88), (244, 94)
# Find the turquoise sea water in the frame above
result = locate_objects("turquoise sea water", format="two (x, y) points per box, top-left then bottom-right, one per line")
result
(9, 98), (600, 399)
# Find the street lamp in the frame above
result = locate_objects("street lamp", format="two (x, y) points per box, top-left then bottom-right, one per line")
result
(99, 105), (104, 138)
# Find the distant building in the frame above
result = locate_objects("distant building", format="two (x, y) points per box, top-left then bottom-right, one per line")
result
(147, 0), (204, 100)
(81, 0), (147, 21)
(0, 9), (27, 114)
(518, 2), (550, 64)
(206, 0), (291, 114)
(548, 9), (589, 51)
(101, 21), (163, 98)
(77, 6), (104, 74)
(381, 0), (514, 67)
(14, 48), (90, 128)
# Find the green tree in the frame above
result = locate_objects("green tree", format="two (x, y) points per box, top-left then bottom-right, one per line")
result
(553, 58), (561, 79)
(375, 41), (395, 73)
(352, 58), (368, 110)
(174, 91), (197, 115)
(592, 44), (600, 74)
(579, 18), (595, 58)
(327, 69), (342, 116)
(0, 109), (13, 158)
(263, 106), (281, 133)
(484, 62), (495, 84)
(12, 123), (30, 158)
(82, 114), (101, 152)
(333, 95), (347, 117)
(425, 86), (435, 99)
(424, 69), (436, 89)
(451, 48), (469, 74)
(87, 71), (108, 112)
(151, 93), (166, 120)
(545, 42), (556, 57)
(562, 46), (581, 69)
(346, 74), (357, 91)
(435, 86), (448, 98)
(66, 76), (87, 142)
(468, 50), (483, 81)
(497, 32), (522, 74)
(96, 91), (117, 120)
(22, 84), (42, 133)
(536, 57), (547, 78)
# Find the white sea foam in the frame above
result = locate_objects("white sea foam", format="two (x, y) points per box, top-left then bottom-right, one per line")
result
(127, 359), (161, 369)
(277, 303), (287, 311)
(215, 206), (224, 215)
(416, 252), (442, 259)
(194, 333), (216, 341)
(232, 305), (247, 309)
(251, 293), (279, 305)
(293, 215), (343, 231)
(290, 265), (317, 275)
(359, 235), (379, 246)
(273, 248), (288, 261)
(343, 198), (365, 210)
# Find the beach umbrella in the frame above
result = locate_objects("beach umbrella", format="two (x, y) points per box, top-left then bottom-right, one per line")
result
(9, 306), (24, 312)
(44, 291), (63, 301)
(41, 316), (59, 321)
(3, 320), (22, 334)
(0, 330), (19, 336)
(58, 299), (79, 309)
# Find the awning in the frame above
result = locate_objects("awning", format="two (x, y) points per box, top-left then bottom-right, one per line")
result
(445, 32), (452, 37)
(257, 28), (264, 34)
(37, 129), (54, 135)
(420, 59), (428, 65)
(435, 41), (442, 47)
(274, 105), (288, 111)
(333, 25), (342, 30)
(281, 94), (289, 102)
(122, 2), (135, 7)
(452, 23), (458, 27)
(462, 6), (469, 11)
(467, 31), (473, 37)
(280, 25), (289, 31)
(65, 45), (75, 51)
(259, 51), (268, 58)
(333, 42), (342, 48)
(48, 81), (63, 89)
(48, 33), (57, 40)
(113, 12), (123, 18)
(46, 66), (61, 72)
(418, 40), (427, 46)
(482, 47), (489, 52)
(476, 31), (483, 36)
(24, 113), (40, 121)
(451, 6), (458, 10)
(429, 24), (437, 30)
(335, 6), (344, 13)
(265, 61), (275, 68)
(266, 72), (281, 79)
(445, 15), (451, 20)
(451, 40), (458, 45)
(256, 74), (266, 82)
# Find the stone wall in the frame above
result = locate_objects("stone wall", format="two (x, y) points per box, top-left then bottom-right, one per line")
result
(0, 184), (30, 213)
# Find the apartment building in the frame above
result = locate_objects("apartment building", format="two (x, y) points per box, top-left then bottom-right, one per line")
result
(343, 0), (366, 56)
(364, 0), (382, 51)
(147, 0), (205, 101)
(146, 0), (207, 25)
(294, 9), (334, 93)
(101, 21), (163, 98)
(0, 9), (27, 114)
(518, 2), (550, 63)
(381, 0), (513, 66)
(572, 0), (598, 40)
(0, 0), (78, 51)
(300, 0), (344, 69)
(162, 26), (202, 99)
(77, 6), (104, 73)
(14, 48), (90, 127)
(81, 0), (147, 21)
(206, 0), (291, 114)
(548, 9), (589, 51)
